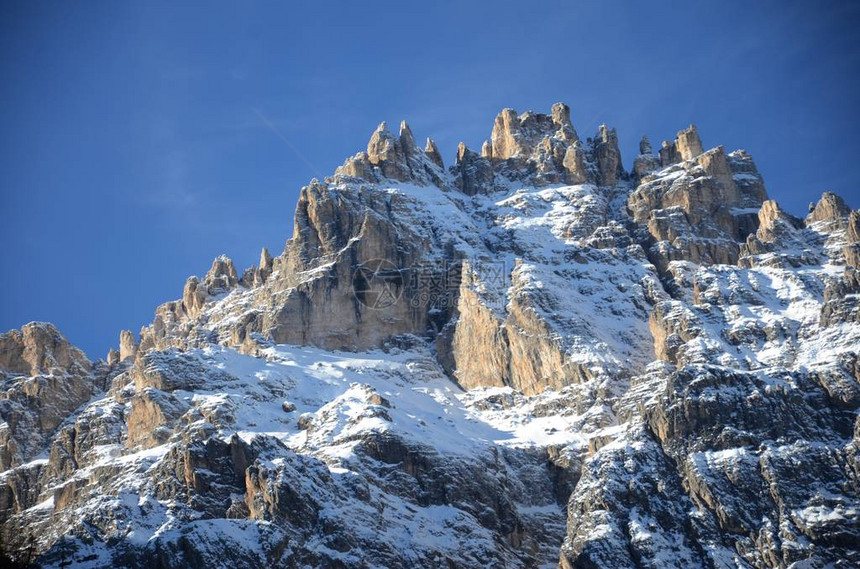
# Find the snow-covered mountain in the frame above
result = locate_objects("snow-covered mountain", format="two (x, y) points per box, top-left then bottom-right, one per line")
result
(1, 103), (858, 568)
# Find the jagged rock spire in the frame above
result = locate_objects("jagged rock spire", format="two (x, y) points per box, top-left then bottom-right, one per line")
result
(204, 255), (239, 293)
(592, 124), (623, 186)
(425, 137), (443, 169)
(562, 142), (588, 184)
(119, 330), (138, 361)
(676, 124), (703, 161)
(551, 102), (572, 128)
(659, 139), (679, 167)
(367, 121), (396, 164)
(490, 108), (520, 160)
(452, 142), (493, 195)
(633, 135), (660, 178)
(260, 247), (273, 272)
(455, 142), (469, 162)
(182, 276), (205, 318)
(481, 140), (492, 159)
(656, 125), (704, 167)
(399, 120), (417, 156)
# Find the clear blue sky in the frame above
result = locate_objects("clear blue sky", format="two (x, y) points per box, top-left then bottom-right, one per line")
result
(1, 1), (858, 359)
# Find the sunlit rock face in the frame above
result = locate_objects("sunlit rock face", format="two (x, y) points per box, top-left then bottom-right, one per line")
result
(1, 103), (858, 568)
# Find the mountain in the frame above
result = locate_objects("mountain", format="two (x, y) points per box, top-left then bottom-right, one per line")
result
(1, 103), (858, 568)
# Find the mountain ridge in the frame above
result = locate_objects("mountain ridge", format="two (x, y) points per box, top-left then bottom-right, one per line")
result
(1, 102), (858, 568)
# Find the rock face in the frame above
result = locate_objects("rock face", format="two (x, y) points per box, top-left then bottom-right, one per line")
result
(0, 322), (89, 378)
(807, 191), (851, 228)
(675, 124), (704, 161)
(656, 124), (704, 167)
(0, 103), (857, 568)
(633, 135), (661, 179)
(119, 330), (137, 361)
(628, 143), (769, 275)
(738, 200), (814, 268)
(483, 104), (624, 190)
(0, 323), (99, 471)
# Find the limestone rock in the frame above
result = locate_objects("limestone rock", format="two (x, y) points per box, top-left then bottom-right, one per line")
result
(491, 108), (526, 161)
(338, 123), (446, 187)
(127, 387), (189, 448)
(480, 139), (492, 159)
(133, 349), (232, 392)
(849, 210), (860, 242)
(559, 424), (715, 568)
(335, 150), (375, 181)
(484, 103), (603, 188)
(366, 121), (396, 163)
(675, 124), (703, 161)
(182, 276), (207, 319)
(738, 200), (814, 267)
(628, 143), (768, 274)
(820, 267), (860, 327)
(439, 264), (508, 391)
(562, 143), (588, 184)
(240, 247), (276, 288)
(726, 149), (768, 208)
(846, 211), (860, 267)
(0, 323), (97, 470)
(633, 135), (661, 178)
(592, 124), (623, 186)
(649, 300), (702, 364)
(203, 255), (239, 294)
(659, 139), (681, 167)
(254, 247), (274, 286)
(398, 120), (418, 157)
(119, 329), (138, 361)
(45, 398), (125, 481)
(424, 137), (443, 169)
(365, 121), (412, 181)
(452, 142), (494, 195)
(807, 191), (851, 226)
(551, 101), (572, 128)
(0, 322), (90, 378)
(3, 103), (860, 569)
(655, 125), (705, 167)
(0, 461), (42, 524)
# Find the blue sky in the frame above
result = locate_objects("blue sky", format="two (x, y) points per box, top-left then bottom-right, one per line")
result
(1, 0), (858, 359)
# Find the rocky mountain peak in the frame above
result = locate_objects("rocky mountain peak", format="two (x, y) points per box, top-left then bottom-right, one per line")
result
(366, 121), (397, 163)
(807, 190), (852, 227)
(1, 102), (858, 569)
(0, 323), (101, 473)
(203, 255), (239, 294)
(0, 322), (90, 378)
(490, 103), (579, 163)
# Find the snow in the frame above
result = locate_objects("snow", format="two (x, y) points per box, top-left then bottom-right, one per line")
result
(153, 343), (601, 461)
